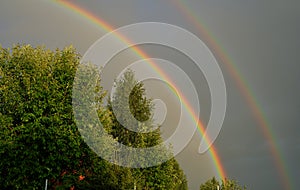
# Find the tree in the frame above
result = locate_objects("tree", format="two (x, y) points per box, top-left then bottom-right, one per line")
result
(200, 177), (246, 190)
(108, 70), (188, 189)
(0, 45), (115, 189)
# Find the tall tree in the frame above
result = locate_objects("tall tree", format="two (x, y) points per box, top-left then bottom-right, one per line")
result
(108, 70), (188, 189)
(0, 45), (116, 189)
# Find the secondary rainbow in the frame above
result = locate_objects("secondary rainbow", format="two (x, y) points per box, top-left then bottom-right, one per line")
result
(54, 0), (227, 181)
(171, 1), (293, 189)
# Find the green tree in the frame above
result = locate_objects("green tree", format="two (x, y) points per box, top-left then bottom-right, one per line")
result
(108, 70), (188, 189)
(0, 45), (115, 189)
(200, 177), (246, 190)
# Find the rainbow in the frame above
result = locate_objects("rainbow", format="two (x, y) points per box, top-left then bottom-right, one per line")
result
(54, 0), (226, 181)
(171, 1), (293, 189)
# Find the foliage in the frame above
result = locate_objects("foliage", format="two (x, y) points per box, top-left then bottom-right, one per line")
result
(0, 45), (188, 189)
(200, 177), (246, 190)
(0, 45), (113, 189)
(108, 70), (188, 189)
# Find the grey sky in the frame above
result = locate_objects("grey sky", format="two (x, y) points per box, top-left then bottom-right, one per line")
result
(0, 0), (299, 189)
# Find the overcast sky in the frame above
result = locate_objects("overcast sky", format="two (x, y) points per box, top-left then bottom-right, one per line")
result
(1, 0), (299, 189)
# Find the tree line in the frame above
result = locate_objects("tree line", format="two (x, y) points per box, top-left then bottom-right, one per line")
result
(0, 45), (245, 189)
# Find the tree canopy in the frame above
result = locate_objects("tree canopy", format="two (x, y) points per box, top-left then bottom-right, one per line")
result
(108, 70), (187, 189)
(0, 45), (119, 189)
(0, 44), (187, 189)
